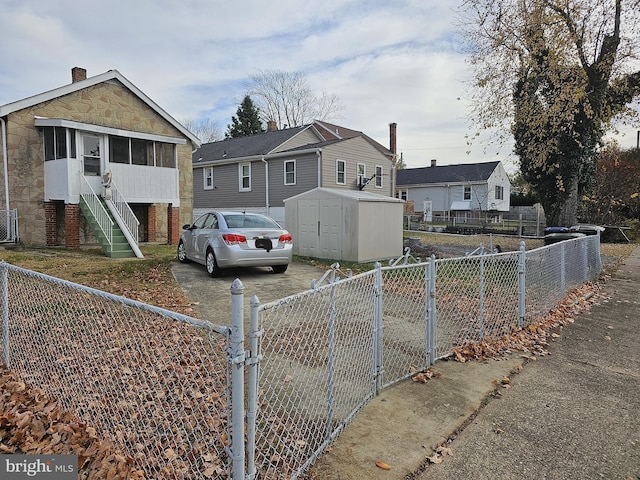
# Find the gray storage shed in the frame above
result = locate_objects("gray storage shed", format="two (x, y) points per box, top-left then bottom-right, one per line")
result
(284, 187), (404, 263)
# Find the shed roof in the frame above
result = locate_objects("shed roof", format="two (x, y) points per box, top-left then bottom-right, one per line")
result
(396, 161), (500, 186)
(284, 187), (404, 203)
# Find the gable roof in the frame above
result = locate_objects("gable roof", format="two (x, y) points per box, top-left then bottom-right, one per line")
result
(193, 125), (310, 164)
(0, 69), (200, 147)
(193, 120), (393, 165)
(396, 161), (501, 186)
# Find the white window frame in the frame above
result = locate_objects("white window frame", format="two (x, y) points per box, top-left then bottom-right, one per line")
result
(357, 163), (366, 186)
(284, 159), (296, 185)
(375, 165), (383, 188)
(203, 167), (214, 190)
(239, 163), (251, 192)
(495, 185), (504, 200)
(464, 185), (472, 200)
(336, 159), (346, 185)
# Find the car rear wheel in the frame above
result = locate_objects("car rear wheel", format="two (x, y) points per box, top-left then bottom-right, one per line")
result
(206, 249), (222, 278)
(177, 240), (189, 263)
(272, 264), (288, 274)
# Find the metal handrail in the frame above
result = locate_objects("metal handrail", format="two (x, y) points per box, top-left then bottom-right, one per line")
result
(80, 177), (113, 247)
(109, 182), (139, 243)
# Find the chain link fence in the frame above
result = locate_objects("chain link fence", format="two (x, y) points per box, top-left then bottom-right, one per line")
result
(0, 234), (602, 479)
(250, 234), (602, 478)
(0, 263), (233, 479)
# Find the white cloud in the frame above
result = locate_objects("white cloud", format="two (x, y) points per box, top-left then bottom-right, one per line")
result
(0, 0), (636, 170)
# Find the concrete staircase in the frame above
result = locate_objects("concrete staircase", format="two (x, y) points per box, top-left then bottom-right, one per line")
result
(79, 197), (136, 258)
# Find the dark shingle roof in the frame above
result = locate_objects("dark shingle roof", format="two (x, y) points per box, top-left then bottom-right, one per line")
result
(396, 161), (500, 186)
(193, 125), (309, 163)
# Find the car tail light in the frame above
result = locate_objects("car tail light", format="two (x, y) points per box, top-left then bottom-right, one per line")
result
(279, 233), (293, 244)
(222, 233), (247, 245)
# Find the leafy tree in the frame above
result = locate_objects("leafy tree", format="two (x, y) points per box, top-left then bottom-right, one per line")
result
(181, 118), (222, 143)
(460, 0), (640, 226)
(247, 70), (344, 129)
(581, 143), (640, 224)
(225, 95), (265, 139)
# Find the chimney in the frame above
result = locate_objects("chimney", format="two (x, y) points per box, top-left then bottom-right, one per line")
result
(431, 159), (437, 167)
(266, 120), (277, 132)
(71, 67), (87, 83)
(389, 122), (397, 155)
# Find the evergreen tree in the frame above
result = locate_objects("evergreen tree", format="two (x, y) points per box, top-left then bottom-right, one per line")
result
(225, 96), (265, 139)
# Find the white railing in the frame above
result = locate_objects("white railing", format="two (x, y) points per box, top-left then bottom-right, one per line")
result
(109, 182), (139, 244)
(80, 176), (113, 247)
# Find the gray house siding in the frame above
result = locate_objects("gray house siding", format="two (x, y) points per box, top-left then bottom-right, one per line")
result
(273, 129), (321, 152)
(268, 153), (319, 205)
(320, 137), (393, 196)
(193, 160), (267, 210)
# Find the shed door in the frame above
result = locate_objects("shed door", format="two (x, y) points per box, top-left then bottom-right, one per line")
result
(298, 200), (319, 257)
(319, 199), (341, 259)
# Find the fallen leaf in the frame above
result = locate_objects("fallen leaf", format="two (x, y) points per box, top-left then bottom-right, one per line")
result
(375, 460), (392, 470)
(427, 454), (443, 464)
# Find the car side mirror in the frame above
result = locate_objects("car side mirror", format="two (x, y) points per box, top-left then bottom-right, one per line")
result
(182, 224), (192, 230)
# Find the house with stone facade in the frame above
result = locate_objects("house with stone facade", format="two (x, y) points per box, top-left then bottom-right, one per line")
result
(0, 67), (199, 257)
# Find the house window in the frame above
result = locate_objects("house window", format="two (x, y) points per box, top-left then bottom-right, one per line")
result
(375, 166), (383, 188)
(109, 136), (175, 167)
(204, 167), (214, 190)
(131, 138), (154, 166)
(239, 163), (251, 191)
(357, 163), (366, 187)
(336, 159), (346, 185)
(157, 143), (176, 168)
(396, 189), (408, 201)
(495, 185), (504, 200)
(464, 185), (472, 200)
(43, 127), (76, 160)
(284, 160), (296, 185)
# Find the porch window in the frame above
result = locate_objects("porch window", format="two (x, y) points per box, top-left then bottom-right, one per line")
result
(464, 185), (472, 200)
(204, 167), (214, 190)
(109, 136), (129, 164)
(375, 166), (383, 188)
(157, 143), (176, 168)
(284, 160), (296, 185)
(239, 163), (251, 191)
(43, 127), (76, 160)
(131, 139), (154, 166)
(336, 159), (346, 185)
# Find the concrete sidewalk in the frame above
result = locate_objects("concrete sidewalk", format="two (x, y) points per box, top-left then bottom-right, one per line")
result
(416, 247), (640, 480)
(311, 248), (640, 479)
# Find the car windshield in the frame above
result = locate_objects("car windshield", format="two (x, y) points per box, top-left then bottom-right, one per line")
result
(223, 214), (280, 229)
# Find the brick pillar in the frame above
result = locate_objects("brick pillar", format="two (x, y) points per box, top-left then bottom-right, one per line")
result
(44, 202), (58, 246)
(147, 204), (157, 242)
(167, 205), (180, 245)
(64, 204), (80, 249)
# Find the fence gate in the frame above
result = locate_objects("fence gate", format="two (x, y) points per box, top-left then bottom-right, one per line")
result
(0, 209), (18, 243)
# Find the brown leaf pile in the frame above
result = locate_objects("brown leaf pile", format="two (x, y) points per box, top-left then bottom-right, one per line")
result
(411, 368), (442, 383)
(452, 282), (601, 362)
(0, 368), (145, 479)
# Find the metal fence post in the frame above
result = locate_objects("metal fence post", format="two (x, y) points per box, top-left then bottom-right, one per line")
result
(428, 255), (437, 364)
(229, 279), (246, 480)
(518, 241), (526, 328)
(325, 268), (338, 437)
(478, 255), (485, 341)
(560, 242), (566, 293)
(246, 294), (261, 480)
(373, 262), (384, 394)
(1, 262), (8, 368)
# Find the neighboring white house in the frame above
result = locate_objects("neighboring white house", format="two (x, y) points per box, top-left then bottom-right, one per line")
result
(395, 160), (511, 221)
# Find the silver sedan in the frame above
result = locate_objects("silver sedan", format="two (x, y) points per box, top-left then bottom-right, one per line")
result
(177, 211), (293, 277)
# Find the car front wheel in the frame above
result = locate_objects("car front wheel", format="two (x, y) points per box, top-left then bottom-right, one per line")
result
(177, 240), (189, 263)
(272, 264), (288, 274)
(206, 249), (222, 278)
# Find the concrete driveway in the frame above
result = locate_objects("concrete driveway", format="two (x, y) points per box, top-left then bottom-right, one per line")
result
(171, 260), (328, 325)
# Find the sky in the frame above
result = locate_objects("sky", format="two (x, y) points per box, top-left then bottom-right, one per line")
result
(0, 0), (638, 171)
